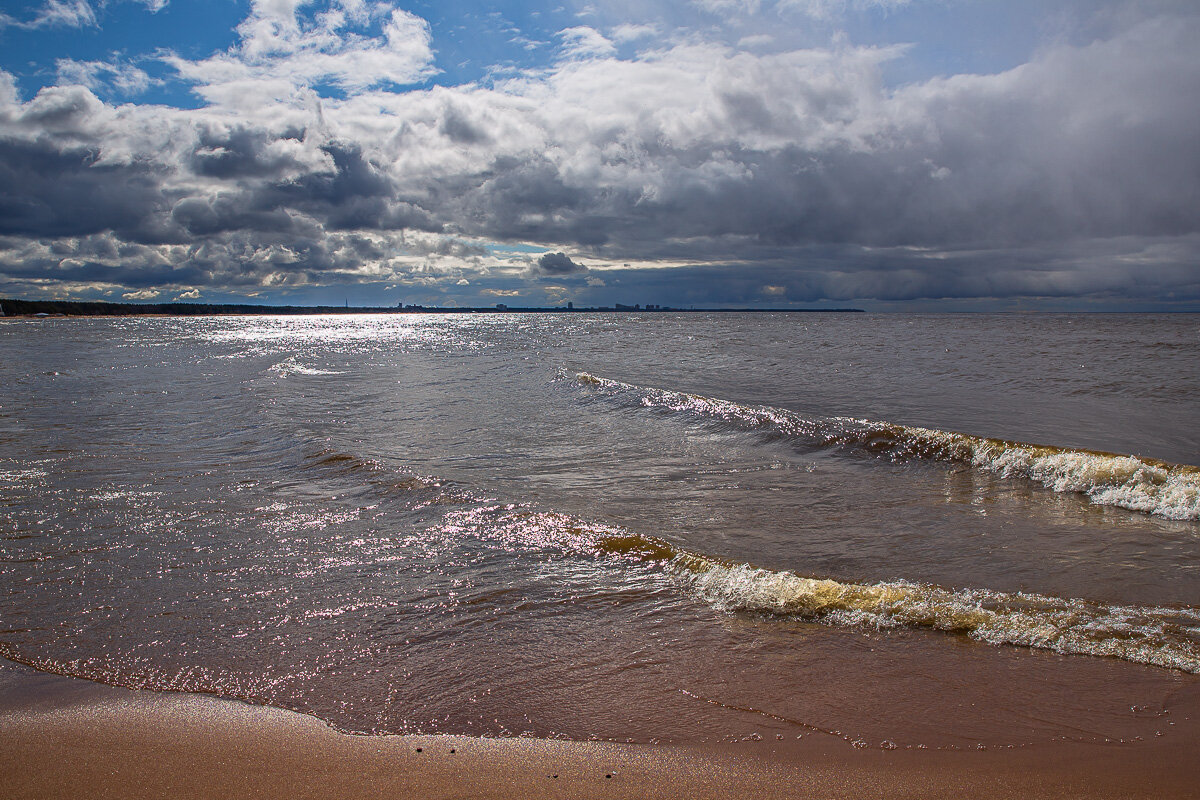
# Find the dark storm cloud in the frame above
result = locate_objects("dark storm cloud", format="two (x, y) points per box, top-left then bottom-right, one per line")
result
(0, 136), (174, 242)
(1, 88), (442, 255)
(570, 242), (1200, 309)
(190, 125), (307, 179)
(174, 135), (444, 239)
(460, 159), (589, 238)
(532, 251), (587, 275)
(254, 142), (441, 233)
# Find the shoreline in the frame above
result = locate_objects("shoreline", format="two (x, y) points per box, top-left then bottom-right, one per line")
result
(0, 299), (866, 318)
(3, 660), (1199, 799)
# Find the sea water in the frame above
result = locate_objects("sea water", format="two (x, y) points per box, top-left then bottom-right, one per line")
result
(1, 312), (1198, 748)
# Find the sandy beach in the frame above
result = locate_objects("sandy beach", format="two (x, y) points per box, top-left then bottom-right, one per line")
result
(2, 660), (1199, 799)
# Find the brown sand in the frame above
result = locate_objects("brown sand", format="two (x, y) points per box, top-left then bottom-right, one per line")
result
(2, 662), (1199, 799)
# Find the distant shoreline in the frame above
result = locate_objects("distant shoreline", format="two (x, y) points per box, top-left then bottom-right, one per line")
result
(0, 298), (863, 318)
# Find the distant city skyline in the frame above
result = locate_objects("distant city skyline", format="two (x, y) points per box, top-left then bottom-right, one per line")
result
(2, 0), (1199, 311)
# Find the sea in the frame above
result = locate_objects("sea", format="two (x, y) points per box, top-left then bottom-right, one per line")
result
(1, 312), (1198, 750)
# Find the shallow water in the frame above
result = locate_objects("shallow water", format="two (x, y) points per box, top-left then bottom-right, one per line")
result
(1, 312), (1198, 748)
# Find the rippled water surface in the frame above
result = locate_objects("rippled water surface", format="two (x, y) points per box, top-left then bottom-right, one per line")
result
(1, 313), (1198, 748)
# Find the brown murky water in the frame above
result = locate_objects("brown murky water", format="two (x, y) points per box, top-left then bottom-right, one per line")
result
(1, 312), (1198, 749)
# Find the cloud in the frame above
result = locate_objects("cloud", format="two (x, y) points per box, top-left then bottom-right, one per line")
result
(166, 1), (438, 107)
(691, 0), (762, 19)
(56, 59), (155, 95)
(531, 251), (587, 275)
(775, 0), (915, 20)
(1, 3), (1199, 307)
(610, 23), (659, 43)
(0, 110), (177, 244)
(2, 0), (171, 31)
(737, 34), (774, 48)
(27, 0), (97, 29)
(535, 240), (1200, 309)
(556, 26), (617, 59)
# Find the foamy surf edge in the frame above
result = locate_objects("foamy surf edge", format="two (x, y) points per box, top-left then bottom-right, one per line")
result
(572, 371), (1200, 521)
(592, 531), (1200, 674)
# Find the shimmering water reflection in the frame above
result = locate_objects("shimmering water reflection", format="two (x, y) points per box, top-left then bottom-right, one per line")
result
(1, 313), (1197, 748)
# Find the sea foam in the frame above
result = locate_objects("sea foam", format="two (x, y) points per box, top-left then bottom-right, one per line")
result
(590, 530), (1200, 673)
(574, 372), (1200, 521)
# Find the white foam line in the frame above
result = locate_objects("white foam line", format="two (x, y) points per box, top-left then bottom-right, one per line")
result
(574, 371), (1200, 521)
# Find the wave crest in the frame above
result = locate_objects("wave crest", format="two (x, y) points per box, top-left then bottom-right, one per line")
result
(572, 372), (1200, 521)
(589, 530), (1200, 673)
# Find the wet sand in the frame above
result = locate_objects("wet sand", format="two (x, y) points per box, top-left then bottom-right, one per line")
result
(2, 661), (1199, 799)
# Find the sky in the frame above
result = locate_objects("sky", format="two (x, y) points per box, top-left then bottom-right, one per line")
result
(0, 0), (1197, 310)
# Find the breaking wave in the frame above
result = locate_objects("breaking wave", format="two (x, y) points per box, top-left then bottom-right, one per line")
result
(591, 531), (1200, 674)
(573, 372), (1200, 521)
(268, 356), (342, 377)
